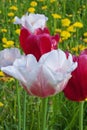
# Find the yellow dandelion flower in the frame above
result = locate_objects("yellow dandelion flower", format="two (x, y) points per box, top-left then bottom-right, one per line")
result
(30, 1), (37, 7)
(61, 18), (71, 27)
(9, 6), (18, 11)
(15, 29), (20, 35)
(0, 71), (5, 77)
(78, 45), (86, 51)
(3, 40), (14, 48)
(50, 0), (56, 3)
(73, 22), (83, 28)
(8, 12), (14, 17)
(82, 5), (86, 9)
(2, 37), (7, 43)
(1, 29), (7, 33)
(28, 7), (35, 13)
(0, 10), (2, 14)
(83, 38), (87, 43)
(67, 14), (73, 17)
(67, 25), (76, 32)
(8, 77), (15, 82)
(61, 30), (71, 40)
(0, 102), (4, 107)
(41, 6), (47, 10)
(83, 32), (87, 37)
(55, 28), (61, 33)
(52, 13), (61, 19)
(38, 0), (44, 2)
(71, 47), (78, 52)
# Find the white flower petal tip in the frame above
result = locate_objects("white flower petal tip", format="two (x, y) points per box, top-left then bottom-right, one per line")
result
(0, 49), (77, 97)
(14, 16), (22, 24)
(0, 48), (21, 68)
(13, 13), (48, 33)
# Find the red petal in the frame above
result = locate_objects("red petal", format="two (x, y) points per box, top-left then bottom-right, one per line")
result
(64, 55), (87, 101)
(24, 34), (41, 60)
(20, 27), (31, 47)
(35, 27), (50, 35)
(38, 34), (51, 55)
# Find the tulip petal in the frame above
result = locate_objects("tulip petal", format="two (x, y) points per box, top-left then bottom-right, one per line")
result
(0, 48), (21, 68)
(39, 49), (66, 71)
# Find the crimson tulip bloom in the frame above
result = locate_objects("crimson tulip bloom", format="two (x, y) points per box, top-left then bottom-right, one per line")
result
(64, 50), (87, 101)
(19, 27), (60, 61)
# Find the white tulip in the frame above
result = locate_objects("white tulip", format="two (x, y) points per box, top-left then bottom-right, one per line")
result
(1, 49), (77, 97)
(14, 13), (48, 33)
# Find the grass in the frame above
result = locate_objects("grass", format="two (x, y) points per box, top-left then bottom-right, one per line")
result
(0, 0), (87, 130)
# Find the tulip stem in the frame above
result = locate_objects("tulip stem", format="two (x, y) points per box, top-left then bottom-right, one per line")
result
(79, 101), (84, 130)
(16, 81), (21, 130)
(23, 91), (27, 130)
(42, 98), (48, 130)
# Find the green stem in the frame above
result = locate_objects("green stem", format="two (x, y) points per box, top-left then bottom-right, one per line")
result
(23, 91), (27, 130)
(42, 98), (48, 130)
(16, 81), (21, 130)
(63, 0), (66, 16)
(79, 101), (84, 130)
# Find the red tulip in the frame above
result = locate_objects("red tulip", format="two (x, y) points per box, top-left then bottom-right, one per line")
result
(19, 27), (60, 60)
(64, 50), (87, 101)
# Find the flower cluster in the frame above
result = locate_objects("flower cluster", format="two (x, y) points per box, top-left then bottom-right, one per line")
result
(0, 13), (77, 98)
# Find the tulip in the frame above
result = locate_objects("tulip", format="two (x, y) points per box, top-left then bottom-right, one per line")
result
(1, 49), (77, 98)
(19, 27), (60, 61)
(14, 13), (48, 33)
(64, 50), (87, 101)
(0, 48), (21, 68)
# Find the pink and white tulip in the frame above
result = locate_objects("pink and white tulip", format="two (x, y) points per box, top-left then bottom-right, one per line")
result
(1, 49), (77, 97)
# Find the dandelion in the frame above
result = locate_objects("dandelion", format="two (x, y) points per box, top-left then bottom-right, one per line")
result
(2, 37), (7, 43)
(0, 71), (5, 77)
(61, 30), (71, 40)
(67, 14), (73, 17)
(73, 22), (83, 28)
(3, 40), (15, 48)
(38, 0), (44, 2)
(41, 6), (47, 10)
(83, 32), (87, 37)
(28, 7), (35, 13)
(0, 102), (4, 107)
(9, 6), (18, 11)
(50, 0), (56, 3)
(8, 12), (14, 17)
(71, 47), (78, 53)
(55, 28), (61, 33)
(67, 25), (76, 32)
(83, 38), (87, 43)
(1, 29), (7, 33)
(15, 29), (20, 35)
(52, 13), (61, 19)
(0, 10), (2, 14)
(61, 18), (71, 27)
(78, 45), (87, 51)
(30, 1), (37, 7)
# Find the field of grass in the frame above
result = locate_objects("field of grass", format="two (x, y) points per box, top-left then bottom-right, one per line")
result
(0, 0), (87, 130)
